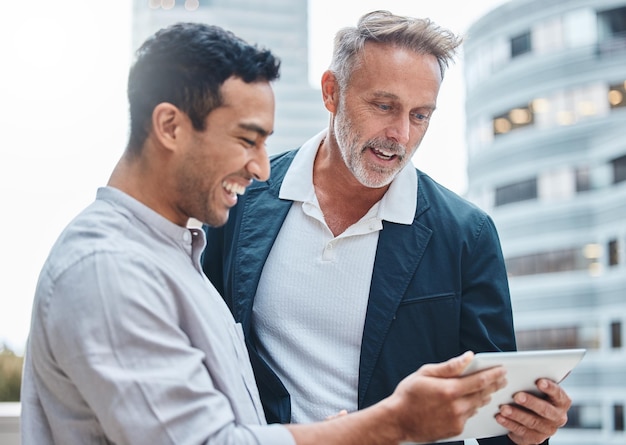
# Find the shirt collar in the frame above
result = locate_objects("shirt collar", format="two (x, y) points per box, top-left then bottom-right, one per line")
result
(280, 129), (417, 225)
(96, 186), (207, 249)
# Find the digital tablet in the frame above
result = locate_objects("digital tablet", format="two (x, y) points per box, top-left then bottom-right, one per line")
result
(440, 348), (586, 442)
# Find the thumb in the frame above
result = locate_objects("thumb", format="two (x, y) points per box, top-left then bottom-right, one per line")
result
(418, 351), (475, 378)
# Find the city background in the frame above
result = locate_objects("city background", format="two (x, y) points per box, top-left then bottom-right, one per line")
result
(0, 0), (508, 357)
(1, 0), (625, 444)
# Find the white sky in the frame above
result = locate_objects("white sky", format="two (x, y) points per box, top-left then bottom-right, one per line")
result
(0, 0), (508, 354)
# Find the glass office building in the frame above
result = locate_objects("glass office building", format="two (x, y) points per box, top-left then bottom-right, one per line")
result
(464, 1), (626, 443)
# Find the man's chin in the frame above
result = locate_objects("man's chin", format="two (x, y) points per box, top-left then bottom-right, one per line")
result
(352, 162), (400, 188)
(201, 211), (230, 228)
(357, 173), (396, 189)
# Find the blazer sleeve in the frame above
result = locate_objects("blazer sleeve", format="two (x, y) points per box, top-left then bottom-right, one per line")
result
(460, 213), (517, 355)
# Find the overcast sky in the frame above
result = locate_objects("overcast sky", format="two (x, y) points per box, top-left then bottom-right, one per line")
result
(0, 0), (509, 353)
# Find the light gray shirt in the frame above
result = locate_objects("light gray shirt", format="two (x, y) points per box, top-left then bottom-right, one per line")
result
(21, 187), (294, 445)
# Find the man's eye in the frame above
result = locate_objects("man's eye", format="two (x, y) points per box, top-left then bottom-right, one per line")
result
(412, 113), (429, 121)
(241, 138), (255, 147)
(377, 104), (391, 111)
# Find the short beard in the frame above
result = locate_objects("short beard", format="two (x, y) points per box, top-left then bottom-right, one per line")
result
(334, 103), (407, 188)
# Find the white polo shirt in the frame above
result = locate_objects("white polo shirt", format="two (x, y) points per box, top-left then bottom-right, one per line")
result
(252, 130), (417, 423)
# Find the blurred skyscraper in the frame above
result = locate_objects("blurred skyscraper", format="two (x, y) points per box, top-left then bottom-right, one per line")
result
(132, 0), (327, 154)
(464, 1), (626, 443)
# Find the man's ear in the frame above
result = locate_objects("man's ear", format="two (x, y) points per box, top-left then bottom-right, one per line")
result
(151, 102), (183, 152)
(321, 70), (339, 113)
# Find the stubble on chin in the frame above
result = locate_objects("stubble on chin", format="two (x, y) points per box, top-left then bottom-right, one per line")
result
(350, 147), (404, 188)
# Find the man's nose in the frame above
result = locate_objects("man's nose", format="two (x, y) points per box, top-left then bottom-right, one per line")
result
(386, 115), (411, 146)
(247, 145), (270, 182)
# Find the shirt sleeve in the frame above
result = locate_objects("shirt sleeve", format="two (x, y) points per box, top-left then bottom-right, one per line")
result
(37, 250), (294, 445)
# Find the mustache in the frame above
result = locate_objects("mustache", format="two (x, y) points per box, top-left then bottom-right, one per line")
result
(362, 138), (407, 158)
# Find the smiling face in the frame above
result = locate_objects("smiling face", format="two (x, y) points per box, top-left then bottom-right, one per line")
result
(175, 77), (275, 227)
(328, 42), (442, 188)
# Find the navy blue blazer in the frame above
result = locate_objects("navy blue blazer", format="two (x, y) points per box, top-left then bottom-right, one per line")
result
(203, 149), (517, 445)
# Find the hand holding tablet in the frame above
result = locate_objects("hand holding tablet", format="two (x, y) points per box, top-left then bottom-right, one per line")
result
(441, 348), (586, 442)
(401, 348), (585, 444)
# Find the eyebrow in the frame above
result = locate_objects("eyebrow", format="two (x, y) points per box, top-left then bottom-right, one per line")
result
(238, 122), (273, 137)
(371, 91), (437, 111)
(371, 91), (399, 100)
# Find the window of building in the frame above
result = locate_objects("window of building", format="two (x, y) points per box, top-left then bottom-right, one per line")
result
(615, 404), (625, 432)
(608, 239), (619, 266)
(609, 81), (626, 109)
(611, 321), (623, 349)
(184, 0), (201, 10)
(566, 404), (603, 429)
(612, 154), (626, 184)
(492, 83), (611, 137)
(574, 82), (610, 119)
(465, 38), (510, 89)
(576, 166), (592, 192)
(468, 119), (494, 156)
(495, 177), (537, 207)
(598, 6), (626, 40)
(516, 325), (600, 351)
(539, 168), (575, 202)
(149, 0), (205, 10)
(517, 326), (576, 350)
(564, 8), (597, 48)
(505, 246), (592, 277)
(533, 17), (563, 54)
(511, 30), (532, 58)
(598, 7), (626, 54)
(493, 103), (534, 136)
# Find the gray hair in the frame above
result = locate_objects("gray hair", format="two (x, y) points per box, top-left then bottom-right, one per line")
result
(329, 10), (462, 87)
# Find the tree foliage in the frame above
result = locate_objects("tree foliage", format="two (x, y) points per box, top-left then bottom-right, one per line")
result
(0, 345), (23, 402)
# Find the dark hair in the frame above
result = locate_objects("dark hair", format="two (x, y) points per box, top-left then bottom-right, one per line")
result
(126, 22), (281, 152)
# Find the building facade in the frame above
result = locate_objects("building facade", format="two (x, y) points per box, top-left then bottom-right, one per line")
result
(464, 0), (626, 443)
(132, 0), (327, 154)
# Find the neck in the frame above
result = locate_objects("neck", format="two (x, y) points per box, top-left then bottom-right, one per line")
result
(313, 137), (389, 236)
(107, 152), (186, 227)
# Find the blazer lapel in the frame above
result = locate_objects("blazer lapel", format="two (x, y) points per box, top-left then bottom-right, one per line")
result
(358, 179), (432, 405)
(232, 153), (296, 336)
